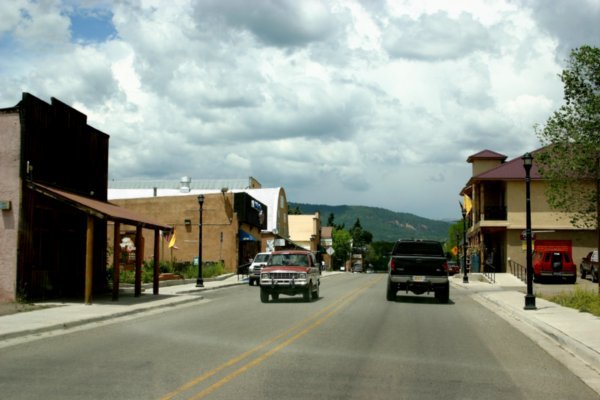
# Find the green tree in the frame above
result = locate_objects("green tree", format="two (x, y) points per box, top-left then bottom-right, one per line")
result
(536, 45), (600, 228)
(327, 213), (335, 227)
(349, 218), (373, 250)
(288, 205), (302, 215)
(332, 228), (352, 269)
(446, 220), (465, 258)
(367, 241), (394, 271)
(326, 213), (345, 230)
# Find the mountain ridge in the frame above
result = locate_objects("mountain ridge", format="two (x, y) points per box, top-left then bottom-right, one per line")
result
(288, 202), (453, 242)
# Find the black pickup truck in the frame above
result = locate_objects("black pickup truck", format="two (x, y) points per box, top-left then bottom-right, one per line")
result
(386, 240), (450, 303)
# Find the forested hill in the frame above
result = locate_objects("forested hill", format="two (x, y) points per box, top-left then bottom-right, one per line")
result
(288, 203), (454, 242)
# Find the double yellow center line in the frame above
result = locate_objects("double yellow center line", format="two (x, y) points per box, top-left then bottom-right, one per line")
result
(160, 275), (383, 400)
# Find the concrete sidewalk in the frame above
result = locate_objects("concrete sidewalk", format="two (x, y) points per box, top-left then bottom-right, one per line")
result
(0, 273), (247, 343)
(452, 273), (600, 392)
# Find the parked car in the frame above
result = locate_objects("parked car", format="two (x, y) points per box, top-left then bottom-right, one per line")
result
(580, 250), (599, 282)
(532, 240), (577, 284)
(447, 261), (460, 276)
(352, 263), (363, 273)
(248, 252), (270, 286)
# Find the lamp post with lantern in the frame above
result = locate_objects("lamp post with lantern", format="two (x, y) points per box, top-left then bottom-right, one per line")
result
(459, 201), (469, 284)
(196, 194), (205, 288)
(522, 152), (536, 310)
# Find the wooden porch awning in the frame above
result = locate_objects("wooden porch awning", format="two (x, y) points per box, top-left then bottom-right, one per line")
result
(29, 182), (171, 230)
(28, 182), (170, 303)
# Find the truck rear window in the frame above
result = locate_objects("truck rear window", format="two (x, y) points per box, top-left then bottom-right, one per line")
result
(392, 242), (444, 257)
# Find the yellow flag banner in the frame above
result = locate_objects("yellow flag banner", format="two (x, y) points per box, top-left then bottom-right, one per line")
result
(464, 194), (473, 215)
(168, 228), (177, 248)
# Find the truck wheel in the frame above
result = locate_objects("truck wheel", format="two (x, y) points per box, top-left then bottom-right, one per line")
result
(272, 293), (279, 301)
(436, 284), (450, 304)
(386, 280), (396, 301)
(303, 283), (313, 302)
(593, 269), (598, 283)
(581, 267), (587, 279)
(260, 288), (270, 303)
(312, 281), (319, 299)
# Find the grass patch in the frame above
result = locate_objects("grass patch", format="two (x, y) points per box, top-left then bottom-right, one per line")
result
(542, 287), (600, 317)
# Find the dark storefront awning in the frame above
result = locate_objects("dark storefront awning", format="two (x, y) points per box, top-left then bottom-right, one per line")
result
(30, 182), (171, 230)
(239, 229), (257, 241)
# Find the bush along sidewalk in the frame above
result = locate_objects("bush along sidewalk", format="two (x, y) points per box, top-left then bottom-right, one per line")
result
(543, 287), (600, 317)
(107, 260), (226, 285)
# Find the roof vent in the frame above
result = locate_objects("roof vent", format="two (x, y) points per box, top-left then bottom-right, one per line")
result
(180, 176), (191, 193)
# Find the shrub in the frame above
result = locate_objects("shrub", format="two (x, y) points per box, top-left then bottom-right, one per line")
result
(107, 259), (227, 284)
(545, 288), (600, 317)
(203, 261), (225, 278)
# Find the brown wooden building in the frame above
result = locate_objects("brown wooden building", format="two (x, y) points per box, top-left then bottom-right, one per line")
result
(0, 93), (170, 303)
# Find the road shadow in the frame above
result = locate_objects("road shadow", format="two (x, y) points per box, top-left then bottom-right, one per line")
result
(390, 295), (455, 305)
(266, 296), (324, 304)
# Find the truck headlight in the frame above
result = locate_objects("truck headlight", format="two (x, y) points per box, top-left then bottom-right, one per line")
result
(297, 273), (307, 280)
(261, 273), (270, 280)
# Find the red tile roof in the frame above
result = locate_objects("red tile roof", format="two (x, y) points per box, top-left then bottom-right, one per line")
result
(467, 149), (507, 163)
(472, 148), (543, 181)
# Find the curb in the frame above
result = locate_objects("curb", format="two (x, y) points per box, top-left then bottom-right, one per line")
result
(475, 292), (600, 375)
(0, 295), (203, 343)
(174, 281), (246, 294)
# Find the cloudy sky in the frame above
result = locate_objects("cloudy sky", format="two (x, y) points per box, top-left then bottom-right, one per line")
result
(1, 0), (599, 220)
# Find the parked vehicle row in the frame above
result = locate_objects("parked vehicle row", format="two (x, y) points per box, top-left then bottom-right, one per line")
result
(580, 250), (599, 282)
(248, 252), (270, 286)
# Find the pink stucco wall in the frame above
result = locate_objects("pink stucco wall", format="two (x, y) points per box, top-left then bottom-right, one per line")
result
(0, 111), (21, 302)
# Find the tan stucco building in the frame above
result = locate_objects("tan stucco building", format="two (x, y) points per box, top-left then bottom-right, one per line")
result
(109, 180), (294, 272)
(462, 148), (596, 273)
(288, 212), (322, 252)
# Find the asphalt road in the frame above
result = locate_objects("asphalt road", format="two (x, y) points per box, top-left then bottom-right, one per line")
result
(0, 273), (598, 400)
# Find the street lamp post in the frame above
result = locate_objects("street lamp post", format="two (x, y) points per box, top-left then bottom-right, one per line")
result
(196, 194), (205, 288)
(460, 202), (469, 284)
(523, 152), (536, 310)
(456, 233), (460, 265)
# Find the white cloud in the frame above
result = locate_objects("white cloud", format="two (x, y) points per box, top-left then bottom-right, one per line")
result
(1, 0), (598, 219)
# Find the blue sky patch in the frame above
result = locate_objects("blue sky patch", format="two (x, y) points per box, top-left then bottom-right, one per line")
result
(70, 8), (116, 43)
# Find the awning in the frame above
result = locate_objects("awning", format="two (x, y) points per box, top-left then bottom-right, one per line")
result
(239, 229), (257, 241)
(29, 182), (172, 231)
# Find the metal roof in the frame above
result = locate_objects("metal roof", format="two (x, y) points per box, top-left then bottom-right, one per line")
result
(31, 183), (172, 230)
(467, 149), (507, 163)
(108, 178), (254, 190)
(472, 150), (542, 181)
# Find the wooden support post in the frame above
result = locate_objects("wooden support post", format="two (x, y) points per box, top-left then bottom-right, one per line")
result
(153, 229), (160, 295)
(85, 216), (94, 305)
(112, 222), (121, 301)
(134, 225), (143, 297)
